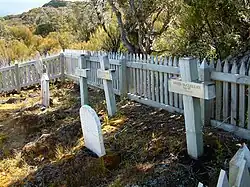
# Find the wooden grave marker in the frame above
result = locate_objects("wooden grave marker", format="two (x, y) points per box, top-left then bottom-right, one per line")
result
(168, 57), (215, 159)
(75, 54), (90, 106)
(35, 56), (50, 108)
(41, 73), (50, 107)
(97, 55), (117, 116)
(80, 105), (106, 157)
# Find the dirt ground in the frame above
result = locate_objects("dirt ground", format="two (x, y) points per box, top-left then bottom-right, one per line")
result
(0, 81), (245, 187)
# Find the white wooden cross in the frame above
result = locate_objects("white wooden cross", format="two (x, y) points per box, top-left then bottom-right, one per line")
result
(35, 56), (50, 108)
(75, 55), (90, 106)
(41, 73), (50, 107)
(168, 58), (215, 159)
(97, 56), (117, 116)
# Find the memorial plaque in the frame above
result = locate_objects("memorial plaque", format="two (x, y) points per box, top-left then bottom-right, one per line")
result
(168, 79), (215, 100)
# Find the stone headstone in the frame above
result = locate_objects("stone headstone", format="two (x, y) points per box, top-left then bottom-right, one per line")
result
(80, 105), (106, 157)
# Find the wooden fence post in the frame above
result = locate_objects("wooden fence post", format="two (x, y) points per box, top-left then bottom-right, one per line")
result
(15, 62), (21, 93)
(120, 57), (128, 98)
(60, 53), (65, 82)
(199, 59), (212, 126)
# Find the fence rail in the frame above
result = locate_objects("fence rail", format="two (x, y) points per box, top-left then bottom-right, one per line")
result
(1, 49), (250, 140)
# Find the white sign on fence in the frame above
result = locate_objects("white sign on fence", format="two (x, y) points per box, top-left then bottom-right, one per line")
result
(41, 73), (50, 107)
(97, 55), (117, 116)
(169, 79), (215, 100)
(80, 105), (106, 157)
(169, 58), (215, 159)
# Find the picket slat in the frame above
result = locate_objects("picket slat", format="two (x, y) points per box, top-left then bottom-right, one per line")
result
(159, 57), (164, 103)
(215, 60), (223, 120)
(173, 57), (179, 108)
(164, 57), (169, 105)
(248, 65), (250, 129)
(155, 56), (160, 103)
(151, 56), (155, 101)
(143, 54), (147, 98)
(168, 57), (174, 106)
(239, 62), (246, 128)
(231, 62), (238, 125)
(223, 60), (230, 122)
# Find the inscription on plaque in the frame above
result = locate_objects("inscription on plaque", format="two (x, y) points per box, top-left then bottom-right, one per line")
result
(168, 79), (215, 100)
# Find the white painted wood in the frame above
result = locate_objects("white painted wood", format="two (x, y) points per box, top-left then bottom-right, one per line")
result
(173, 57), (179, 108)
(215, 60), (223, 120)
(77, 55), (89, 106)
(168, 57), (174, 106)
(15, 63), (21, 92)
(229, 144), (250, 186)
(199, 59), (213, 126)
(120, 57), (128, 97)
(211, 120), (250, 140)
(216, 170), (229, 187)
(155, 56), (160, 103)
(126, 62), (180, 75)
(168, 79), (215, 100)
(231, 62), (238, 125)
(143, 54), (147, 98)
(223, 61), (229, 122)
(211, 72), (250, 86)
(248, 63), (250, 130)
(159, 57), (164, 103)
(197, 182), (204, 187)
(41, 73), (50, 107)
(151, 56), (155, 101)
(80, 105), (106, 157)
(133, 54), (136, 94)
(136, 54), (140, 95)
(139, 54), (143, 97)
(239, 63), (246, 128)
(60, 53), (65, 82)
(128, 94), (183, 114)
(99, 55), (117, 116)
(164, 57), (169, 105)
(178, 57), (204, 159)
(234, 159), (250, 187)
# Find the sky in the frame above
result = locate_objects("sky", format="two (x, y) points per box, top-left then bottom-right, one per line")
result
(0, 0), (50, 16)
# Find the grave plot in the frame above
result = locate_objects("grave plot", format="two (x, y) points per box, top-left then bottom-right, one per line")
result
(0, 81), (244, 187)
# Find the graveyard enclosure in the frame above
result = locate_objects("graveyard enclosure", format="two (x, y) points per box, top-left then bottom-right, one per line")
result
(0, 81), (243, 186)
(1, 49), (250, 140)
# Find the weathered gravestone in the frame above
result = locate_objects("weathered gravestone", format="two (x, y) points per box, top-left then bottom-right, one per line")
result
(97, 55), (117, 116)
(168, 58), (215, 159)
(80, 105), (106, 157)
(75, 54), (90, 106)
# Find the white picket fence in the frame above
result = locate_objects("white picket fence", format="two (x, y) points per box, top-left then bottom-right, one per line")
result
(0, 54), (62, 93)
(0, 49), (250, 141)
(199, 144), (250, 187)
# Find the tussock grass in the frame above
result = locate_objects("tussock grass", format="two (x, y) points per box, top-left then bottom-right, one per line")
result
(0, 153), (34, 187)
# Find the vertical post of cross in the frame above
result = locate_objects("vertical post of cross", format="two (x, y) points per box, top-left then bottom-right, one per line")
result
(41, 73), (50, 107)
(15, 62), (21, 93)
(78, 54), (89, 106)
(120, 56), (128, 98)
(199, 59), (212, 126)
(179, 57), (203, 159)
(60, 52), (65, 82)
(99, 55), (117, 116)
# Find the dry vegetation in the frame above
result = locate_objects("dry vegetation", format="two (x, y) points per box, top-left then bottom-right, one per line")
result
(0, 81), (245, 187)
